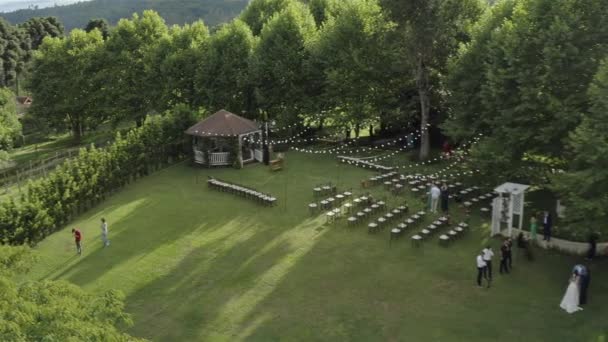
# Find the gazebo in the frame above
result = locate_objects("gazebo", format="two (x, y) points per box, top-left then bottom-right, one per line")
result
(185, 110), (263, 168)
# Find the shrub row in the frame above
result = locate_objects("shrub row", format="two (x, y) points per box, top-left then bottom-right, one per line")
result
(0, 106), (197, 245)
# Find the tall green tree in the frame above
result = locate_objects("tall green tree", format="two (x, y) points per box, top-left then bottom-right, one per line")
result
(311, 0), (395, 136)
(104, 10), (169, 125)
(444, 0), (608, 183)
(84, 18), (110, 40)
(551, 59), (608, 237)
(240, 0), (292, 35)
(381, 0), (485, 159)
(153, 20), (209, 110)
(251, 1), (317, 125)
(0, 88), (21, 159)
(29, 29), (106, 141)
(196, 20), (256, 116)
(0, 19), (26, 89)
(0, 245), (145, 341)
(19, 16), (64, 50)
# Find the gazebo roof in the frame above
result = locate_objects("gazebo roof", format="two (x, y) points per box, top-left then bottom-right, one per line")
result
(185, 110), (260, 137)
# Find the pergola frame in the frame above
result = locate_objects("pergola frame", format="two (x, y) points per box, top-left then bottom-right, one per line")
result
(491, 182), (530, 237)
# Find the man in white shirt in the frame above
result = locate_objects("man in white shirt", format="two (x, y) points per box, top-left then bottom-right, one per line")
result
(430, 184), (441, 213)
(476, 251), (487, 288)
(482, 246), (494, 282)
(101, 218), (110, 247)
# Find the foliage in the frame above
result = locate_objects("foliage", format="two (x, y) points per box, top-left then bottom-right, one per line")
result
(28, 29), (106, 142)
(250, 1), (317, 125)
(18, 16), (64, 50)
(153, 20), (210, 110)
(444, 0), (608, 184)
(104, 10), (169, 126)
(0, 18), (28, 88)
(310, 0), (395, 136)
(239, 0), (293, 36)
(551, 58), (608, 238)
(0, 105), (196, 245)
(196, 19), (257, 117)
(0, 87), (21, 156)
(0, 245), (144, 341)
(84, 18), (110, 40)
(381, 0), (485, 159)
(1, 0), (249, 31)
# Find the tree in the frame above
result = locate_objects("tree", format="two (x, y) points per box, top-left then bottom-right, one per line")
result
(381, 0), (485, 159)
(196, 20), (256, 116)
(28, 29), (106, 141)
(84, 18), (110, 40)
(306, 0), (342, 27)
(240, 0), (292, 35)
(104, 10), (169, 126)
(18, 16), (64, 50)
(0, 88), (21, 159)
(250, 1), (317, 125)
(0, 18), (26, 89)
(0, 245), (145, 341)
(310, 0), (395, 136)
(551, 59), (608, 238)
(444, 0), (608, 183)
(152, 20), (209, 110)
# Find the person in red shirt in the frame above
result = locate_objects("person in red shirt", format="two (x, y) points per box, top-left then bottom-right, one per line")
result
(72, 228), (82, 255)
(442, 141), (452, 158)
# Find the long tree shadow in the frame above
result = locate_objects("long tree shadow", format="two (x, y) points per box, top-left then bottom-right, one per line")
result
(46, 164), (279, 289)
(124, 221), (298, 341)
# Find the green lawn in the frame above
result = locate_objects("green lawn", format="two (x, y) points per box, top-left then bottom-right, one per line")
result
(23, 153), (607, 341)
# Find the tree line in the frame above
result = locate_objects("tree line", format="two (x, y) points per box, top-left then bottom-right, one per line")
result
(443, 0), (608, 239)
(0, 0), (249, 31)
(29, 0), (485, 158)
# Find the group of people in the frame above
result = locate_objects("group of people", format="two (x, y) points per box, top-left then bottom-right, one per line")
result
(529, 211), (553, 242)
(429, 183), (450, 214)
(560, 264), (591, 313)
(71, 218), (110, 255)
(476, 239), (513, 287)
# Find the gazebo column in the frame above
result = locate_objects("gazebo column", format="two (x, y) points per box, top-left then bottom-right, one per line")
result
(236, 135), (244, 169)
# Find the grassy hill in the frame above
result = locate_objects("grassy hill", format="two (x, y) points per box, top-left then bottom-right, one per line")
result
(0, 0), (249, 30)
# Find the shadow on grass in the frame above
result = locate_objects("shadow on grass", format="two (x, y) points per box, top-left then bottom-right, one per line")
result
(125, 223), (296, 341)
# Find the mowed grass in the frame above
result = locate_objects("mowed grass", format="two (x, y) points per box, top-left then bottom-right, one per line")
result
(23, 153), (608, 341)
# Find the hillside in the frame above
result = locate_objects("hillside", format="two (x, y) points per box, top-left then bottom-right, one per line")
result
(0, 0), (249, 30)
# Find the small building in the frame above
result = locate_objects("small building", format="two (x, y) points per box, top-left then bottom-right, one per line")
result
(185, 110), (263, 168)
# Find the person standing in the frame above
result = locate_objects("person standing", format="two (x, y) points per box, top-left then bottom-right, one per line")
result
(529, 214), (538, 242)
(476, 251), (488, 288)
(430, 184), (441, 214)
(506, 238), (513, 268)
(586, 234), (597, 260)
(542, 211), (552, 242)
(72, 228), (82, 255)
(440, 183), (449, 213)
(482, 246), (494, 281)
(573, 264), (590, 305)
(499, 240), (510, 274)
(560, 272), (583, 314)
(101, 218), (110, 247)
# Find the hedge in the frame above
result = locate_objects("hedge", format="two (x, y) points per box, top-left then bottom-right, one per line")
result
(0, 106), (197, 245)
